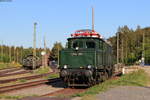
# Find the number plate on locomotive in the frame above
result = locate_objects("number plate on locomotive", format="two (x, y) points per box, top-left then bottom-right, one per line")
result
(71, 53), (83, 56)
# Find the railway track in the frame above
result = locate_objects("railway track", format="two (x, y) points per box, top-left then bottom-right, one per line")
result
(0, 78), (61, 94)
(0, 71), (121, 98)
(0, 68), (22, 75)
(0, 70), (33, 77)
(113, 71), (122, 76)
(0, 67), (18, 71)
(0, 72), (55, 84)
(42, 74), (121, 97)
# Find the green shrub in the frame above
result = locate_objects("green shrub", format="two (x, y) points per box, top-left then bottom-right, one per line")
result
(45, 73), (59, 79)
(34, 67), (50, 74)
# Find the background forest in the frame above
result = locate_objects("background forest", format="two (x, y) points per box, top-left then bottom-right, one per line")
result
(108, 26), (150, 65)
(0, 42), (63, 64)
(0, 26), (149, 65)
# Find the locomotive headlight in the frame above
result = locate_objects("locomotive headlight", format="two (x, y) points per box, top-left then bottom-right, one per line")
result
(75, 47), (79, 51)
(64, 65), (67, 69)
(87, 65), (92, 69)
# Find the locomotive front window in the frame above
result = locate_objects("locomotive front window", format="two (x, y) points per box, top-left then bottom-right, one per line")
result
(73, 42), (78, 48)
(72, 41), (83, 48)
(86, 41), (95, 48)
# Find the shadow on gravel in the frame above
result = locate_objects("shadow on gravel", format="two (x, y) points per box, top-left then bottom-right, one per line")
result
(45, 79), (89, 89)
(46, 80), (67, 88)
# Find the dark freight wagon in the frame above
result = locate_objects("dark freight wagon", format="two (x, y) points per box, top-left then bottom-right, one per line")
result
(22, 55), (42, 69)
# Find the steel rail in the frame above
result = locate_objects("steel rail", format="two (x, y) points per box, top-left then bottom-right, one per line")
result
(0, 70), (32, 77)
(0, 72), (56, 84)
(0, 78), (61, 94)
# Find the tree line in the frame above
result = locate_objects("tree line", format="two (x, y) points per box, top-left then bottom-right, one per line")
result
(1, 26), (149, 65)
(0, 42), (63, 64)
(107, 25), (150, 65)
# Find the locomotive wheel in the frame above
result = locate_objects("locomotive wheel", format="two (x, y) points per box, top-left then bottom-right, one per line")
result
(91, 79), (96, 85)
(96, 78), (101, 84)
(101, 71), (108, 82)
(87, 78), (92, 87)
(96, 73), (102, 84)
(104, 71), (109, 81)
(108, 69), (113, 77)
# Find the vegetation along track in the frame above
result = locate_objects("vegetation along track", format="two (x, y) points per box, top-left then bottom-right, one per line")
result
(0, 72), (56, 84)
(0, 68), (22, 75)
(0, 70), (33, 77)
(0, 78), (61, 94)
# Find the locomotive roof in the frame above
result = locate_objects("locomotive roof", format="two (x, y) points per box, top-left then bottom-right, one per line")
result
(68, 37), (103, 40)
(75, 29), (93, 32)
(68, 29), (112, 47)
(67, 37), (112, 47)
(70, 29), (102, 38)
(68, 29), (103, 41)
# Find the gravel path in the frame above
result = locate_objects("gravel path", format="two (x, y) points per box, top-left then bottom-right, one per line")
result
(96, 86), (150, 100)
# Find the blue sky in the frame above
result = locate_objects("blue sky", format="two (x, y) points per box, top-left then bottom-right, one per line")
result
(0, 0), (150, 48)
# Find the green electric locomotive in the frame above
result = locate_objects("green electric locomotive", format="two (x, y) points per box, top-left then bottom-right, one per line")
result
(59, 29), (114, 86)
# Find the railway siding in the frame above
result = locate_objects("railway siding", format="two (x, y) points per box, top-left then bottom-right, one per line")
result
(0, 70), (32, 77)
(0, 72), (54, 84)
(0, 78), (61, 94)
(0, 68), (22, 75)
(2, 79), (64, 98)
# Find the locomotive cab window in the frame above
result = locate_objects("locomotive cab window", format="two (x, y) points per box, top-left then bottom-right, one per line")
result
(73, 42), (78, 48)
(72, 41), (83, 48)
(99, 40), (103, 50)
(86, 41), (95, 48)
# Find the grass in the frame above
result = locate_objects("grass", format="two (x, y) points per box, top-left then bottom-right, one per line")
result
(34, 67), (59, 79)
(73, 69), (150, 99)
(17, 79), (27, 83)
(34, 66), (59, 79)
(0, 94), (38, 100)
(45, 73), (59, 79)
(0, 62), (21, 69)
(0, 95), (24, 100)
(34, 66), (52, 74)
